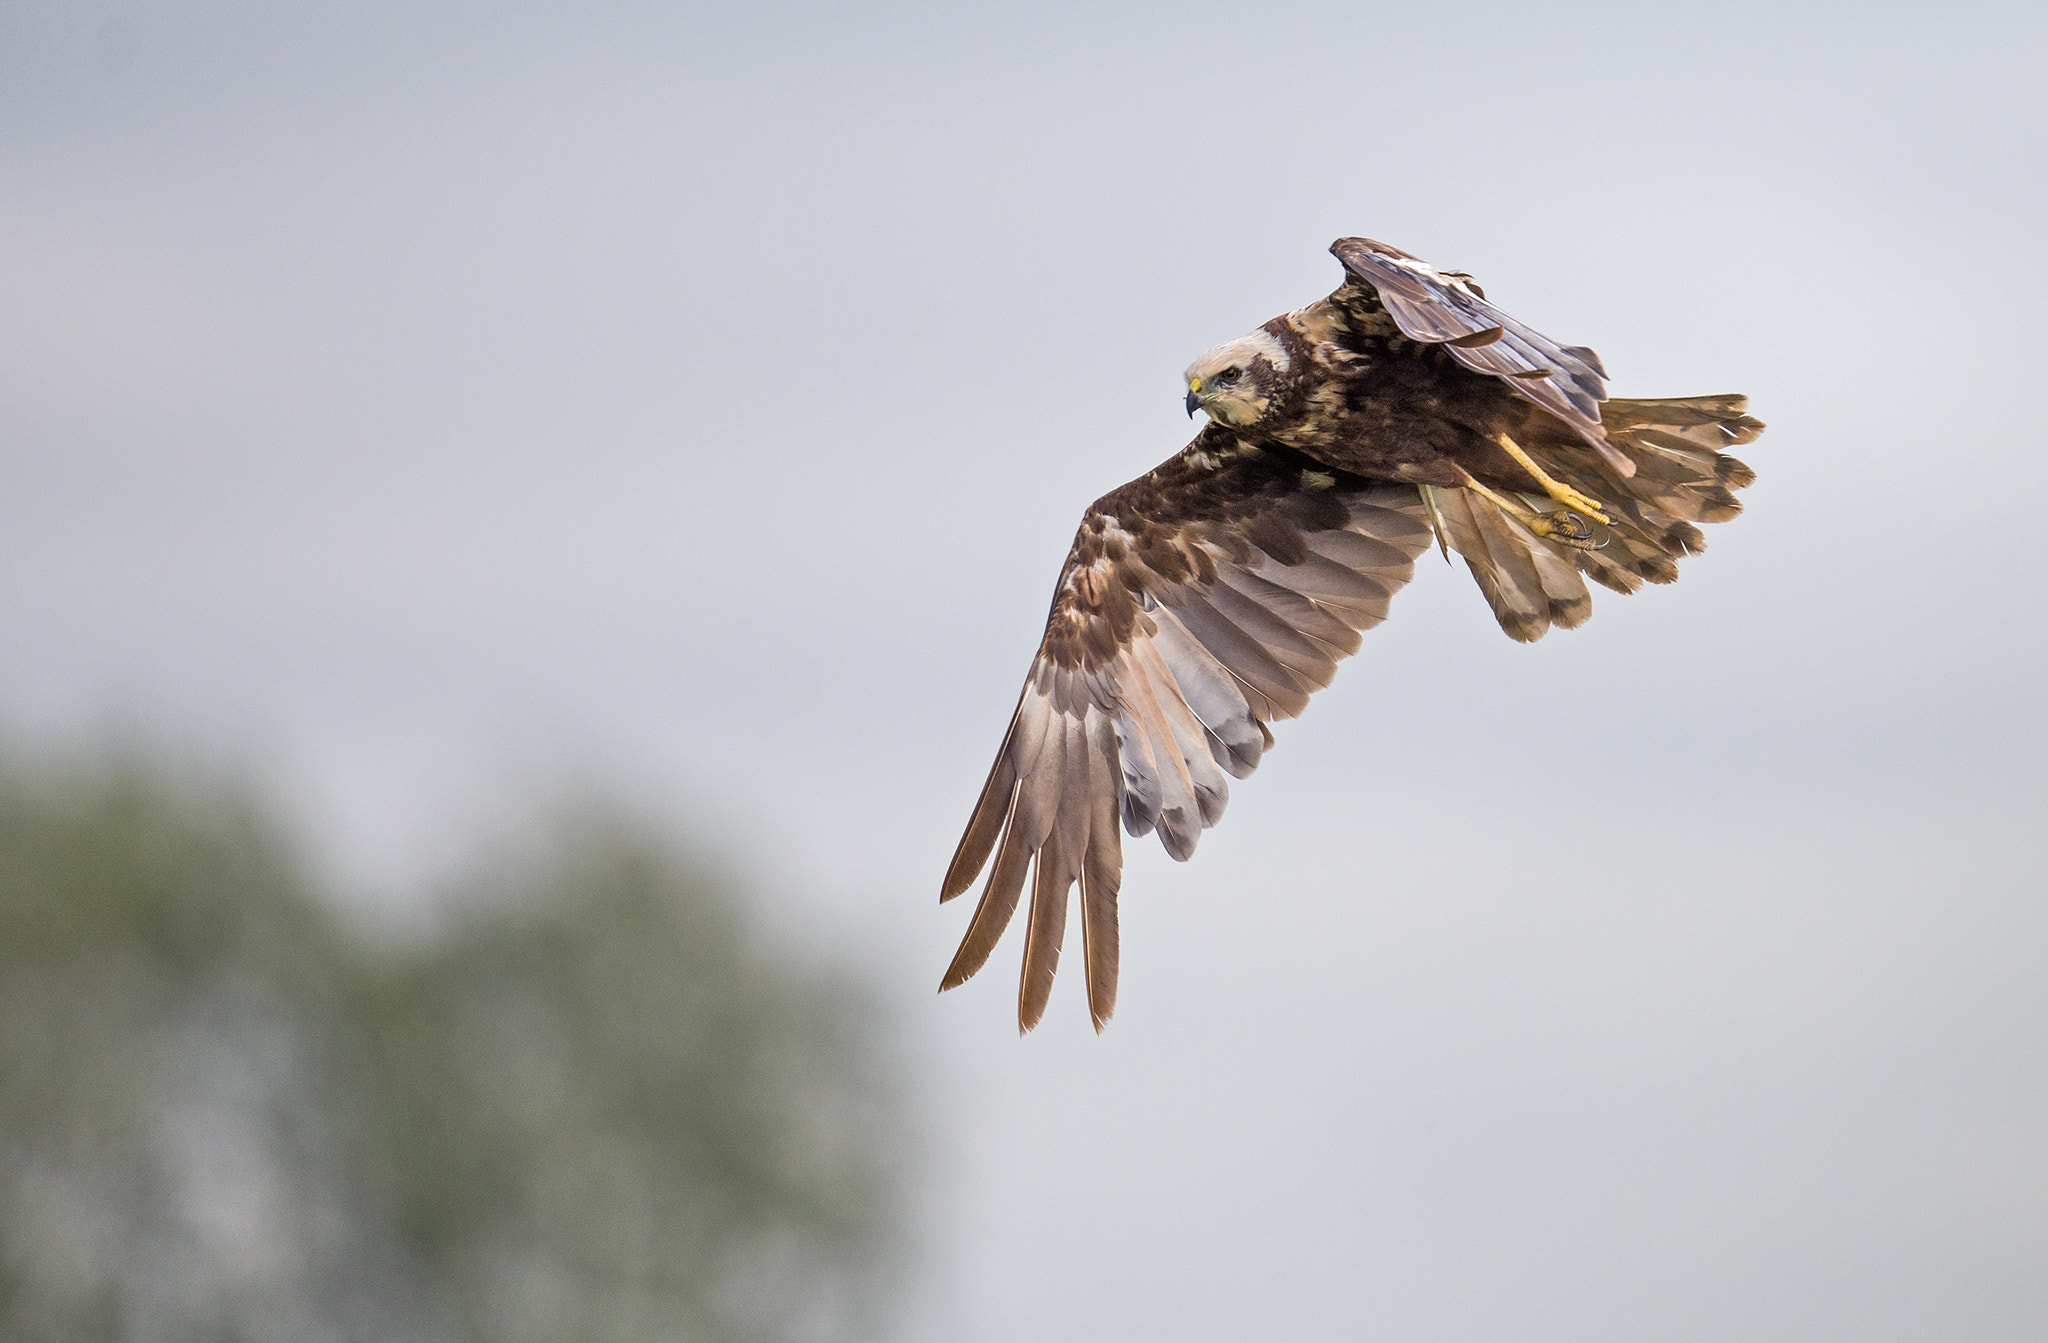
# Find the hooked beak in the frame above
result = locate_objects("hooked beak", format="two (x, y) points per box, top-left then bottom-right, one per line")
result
(1185, 379), (1203, 418)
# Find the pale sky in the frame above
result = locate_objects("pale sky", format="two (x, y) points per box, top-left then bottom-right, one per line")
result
(3, 3), (2045, 1338)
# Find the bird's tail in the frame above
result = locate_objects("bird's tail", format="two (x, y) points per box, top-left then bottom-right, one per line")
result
(1430, 394), (1763, 642)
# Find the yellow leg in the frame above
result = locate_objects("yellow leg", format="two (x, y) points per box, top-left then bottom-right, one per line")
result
(1494, 432), (1613, 525)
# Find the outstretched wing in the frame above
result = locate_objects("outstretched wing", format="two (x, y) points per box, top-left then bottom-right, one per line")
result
(940, 430), (1433, 1032)
(1328, 236), (1633, 477)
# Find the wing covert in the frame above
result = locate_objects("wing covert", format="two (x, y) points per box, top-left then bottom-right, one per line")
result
(1329, 237), (1633, 477)
(940, 432), (1433, 1031)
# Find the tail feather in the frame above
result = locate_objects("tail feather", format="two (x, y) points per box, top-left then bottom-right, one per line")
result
(1431, 486), (1595, 643)
(1602, 395), (1761, 518)
(1522, 524), (1593, 630)
(1446, 394), (1762, 640)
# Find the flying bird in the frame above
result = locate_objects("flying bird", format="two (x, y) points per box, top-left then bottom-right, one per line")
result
(940, 237), (1763, 1032)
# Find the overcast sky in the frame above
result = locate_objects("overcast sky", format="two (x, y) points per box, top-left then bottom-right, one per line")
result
(3, 2), (2045, 1338)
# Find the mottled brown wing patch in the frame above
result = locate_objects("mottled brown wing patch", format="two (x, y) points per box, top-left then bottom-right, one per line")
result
(1329, 237), (1631, 477)
(941, 429), (1432, 1031)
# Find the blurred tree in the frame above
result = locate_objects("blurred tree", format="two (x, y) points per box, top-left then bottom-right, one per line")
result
(0, 757), (909, 1343)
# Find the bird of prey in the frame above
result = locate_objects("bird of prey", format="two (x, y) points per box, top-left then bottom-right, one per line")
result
(940, 237), (1763, 1032)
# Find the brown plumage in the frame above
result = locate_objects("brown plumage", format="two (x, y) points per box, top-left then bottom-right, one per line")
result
(942, 237), (1764, 1031)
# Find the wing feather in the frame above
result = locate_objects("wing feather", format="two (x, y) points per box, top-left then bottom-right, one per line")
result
(1329, 237), (1634, 477)
(941, 437), (1431, 1028)
(1018, 834), (1072, 1032)
(1079, 708), (1125, 1028)
(1170, 590), (1317, 716)
(939, 713), (1017, 901)
(1119, 644), (1209, 859)
(1249, 549), (1394, 620)
(1131, 641), (1230, 830)
(1009, 696), (1068, 852)
(1216, 566), (1363, 656)
(1143, 604), (1265, 777)
(1200, 580), (1342, 689)
(1109, 661), (1171, 839)
(939, 787), (1032, 991)
(1078, 869), (1119, 1032)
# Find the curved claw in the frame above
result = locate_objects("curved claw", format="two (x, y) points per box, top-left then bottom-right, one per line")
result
(1527, 511), (1606, 551)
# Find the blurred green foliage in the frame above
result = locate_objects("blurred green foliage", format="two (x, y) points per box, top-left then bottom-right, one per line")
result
(0, 756), (909, 1343)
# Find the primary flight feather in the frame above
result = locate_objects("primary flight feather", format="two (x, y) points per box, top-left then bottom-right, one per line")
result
(942, 237), (1763, 1032)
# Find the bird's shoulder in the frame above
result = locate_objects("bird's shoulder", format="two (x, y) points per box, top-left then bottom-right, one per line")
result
(1282, 279), (1402, 357)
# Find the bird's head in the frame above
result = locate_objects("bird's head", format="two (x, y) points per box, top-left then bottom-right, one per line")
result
(1183, 330), (1291, 428)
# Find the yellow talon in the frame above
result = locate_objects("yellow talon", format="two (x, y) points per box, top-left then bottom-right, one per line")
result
(1494, 432), (1614, 525)
(1522, 509), (1603, 551)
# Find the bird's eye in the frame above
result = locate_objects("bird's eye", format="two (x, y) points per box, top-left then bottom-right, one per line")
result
(1216, 367), (1242, 385)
